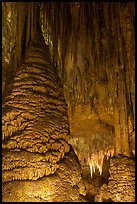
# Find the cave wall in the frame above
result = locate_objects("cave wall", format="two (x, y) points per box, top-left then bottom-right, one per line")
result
(40, 2), (135, 172)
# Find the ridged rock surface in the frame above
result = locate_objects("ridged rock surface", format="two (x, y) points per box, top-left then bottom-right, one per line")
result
(2, 37), (70, 181)
(2, 37), (86, 201)
(100, 156), (135, 202)
(2, 146), (86, 202)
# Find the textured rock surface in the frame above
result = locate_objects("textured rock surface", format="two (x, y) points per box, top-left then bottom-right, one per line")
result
(2, 146), (86, 202)
(2, 38), (70, 183)
(40, 2), (135, 172)
(2, 3), (135, 202)
(2, 37), (86, 201)
(100, 156), (135, 202)
(3, 2), (135, 163)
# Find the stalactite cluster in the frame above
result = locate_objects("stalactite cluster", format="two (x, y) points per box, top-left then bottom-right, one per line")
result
(2, 2), (42, 97)
(40, 2), (135, 162)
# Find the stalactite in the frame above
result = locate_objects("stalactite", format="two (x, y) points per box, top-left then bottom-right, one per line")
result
(13, 2), (40, 72)
(30, 3), (34, 41)
(88, 148), (114, 178)
(40, 3), (134, 158)
(15, 3), (27, 69)
(26, 7), (30, 47)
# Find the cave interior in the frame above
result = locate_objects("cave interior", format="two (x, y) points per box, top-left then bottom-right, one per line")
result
(2, 2), (135, 202)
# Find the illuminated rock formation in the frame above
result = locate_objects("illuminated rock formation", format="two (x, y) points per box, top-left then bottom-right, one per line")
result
(2, 2), (135, 202)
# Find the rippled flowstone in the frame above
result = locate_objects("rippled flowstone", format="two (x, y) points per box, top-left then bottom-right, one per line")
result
(100, 156), (135, 202)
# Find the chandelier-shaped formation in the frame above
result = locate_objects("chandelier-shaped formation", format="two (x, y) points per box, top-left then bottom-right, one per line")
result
(88, 148), (114, 177)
